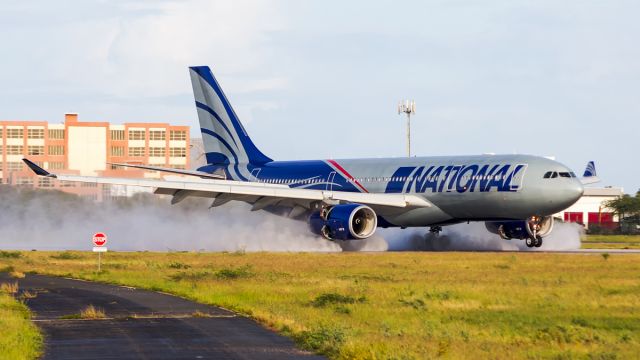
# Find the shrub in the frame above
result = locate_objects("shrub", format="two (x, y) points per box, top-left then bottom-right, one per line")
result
(214, 265), (254, 280)
(50, 251), (82, 260)
(294, 324), (346, 357)
(311, 293), (366, 307)
(167, 261), (191, 269)
(0, 251), (22, 259)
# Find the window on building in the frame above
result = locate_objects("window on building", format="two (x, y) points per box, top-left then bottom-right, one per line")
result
(59, 181), (75, 187)
(81, 182), (98, 188)
(0, 128), (3, 138)
(28, 145), (44, 155)
(170, 130), (187, 141)
(48, 162), (65, 170)
(38, 177), (54, 188)
(169, 147), (186, 157)
(128, 147), (145, 157)
(0, 146), (2, 155)
(6, 128), (23, 138)
(149, 130), (166, 141)
(6, 162), (23, 171)
(6, 145), (23, 155)
(48, 145), (65, 156)
(149, 147), (165, 157)
(170, 165), (186, 170)
(82, 194), (99, 201)
(27, 128), (44, 139)
(128, 130), (145, 140)
(16, 177), (34, 186)
(48, 129), (65, 140)
(111, 146), (125, 156)
(110, 130), (125, 140)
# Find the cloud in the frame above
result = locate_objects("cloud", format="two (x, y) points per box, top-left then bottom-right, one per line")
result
(2, 0), (288, 98)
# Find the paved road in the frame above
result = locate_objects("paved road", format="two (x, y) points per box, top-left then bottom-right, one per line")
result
(1, 274), (323, 360)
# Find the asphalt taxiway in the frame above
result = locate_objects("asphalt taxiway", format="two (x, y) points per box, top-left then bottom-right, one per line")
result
(1, 273), (323, 360)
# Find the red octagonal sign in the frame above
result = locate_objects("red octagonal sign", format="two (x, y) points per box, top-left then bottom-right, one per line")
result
(93, 232), (107, 247)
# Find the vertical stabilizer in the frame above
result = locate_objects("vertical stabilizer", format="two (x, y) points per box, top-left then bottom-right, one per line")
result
(189, 66), (272, 169)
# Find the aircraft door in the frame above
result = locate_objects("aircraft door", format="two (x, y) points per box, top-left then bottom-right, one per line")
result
(326, 172), (336, 191)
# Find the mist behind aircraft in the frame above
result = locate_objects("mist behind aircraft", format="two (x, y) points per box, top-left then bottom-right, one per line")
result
(0, 187), (581, 252)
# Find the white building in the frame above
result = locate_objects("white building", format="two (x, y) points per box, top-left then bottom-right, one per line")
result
(555, 187), (624, 228)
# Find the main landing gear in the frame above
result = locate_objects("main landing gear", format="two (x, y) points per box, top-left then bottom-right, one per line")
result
(525, 236), (543, 248)
(429, 226), (442, 236)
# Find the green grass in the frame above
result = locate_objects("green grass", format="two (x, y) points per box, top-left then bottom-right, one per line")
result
(3, 251), (640, 359)
(0, 290), (43, 360)
(584, 235), (640, 243)
(583, 235), (640, 249)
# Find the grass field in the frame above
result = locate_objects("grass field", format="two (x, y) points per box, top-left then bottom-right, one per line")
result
(0, 281), (42, 360)
(582, 235), (640, 250)
(1, 250), (639, 359)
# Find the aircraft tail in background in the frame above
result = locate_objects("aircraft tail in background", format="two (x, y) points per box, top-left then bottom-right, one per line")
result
(580, 161), (600, 185)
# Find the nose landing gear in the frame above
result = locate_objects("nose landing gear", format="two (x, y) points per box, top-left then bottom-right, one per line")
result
(525, 236), (543, 248)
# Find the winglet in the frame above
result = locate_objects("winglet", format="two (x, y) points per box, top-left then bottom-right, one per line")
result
(580, 161), (600, 185)
(22, 158), (56, 178)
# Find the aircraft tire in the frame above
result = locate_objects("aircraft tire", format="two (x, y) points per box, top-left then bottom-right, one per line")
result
(525, 238), (534, 248)
(534, 236), (543, 248)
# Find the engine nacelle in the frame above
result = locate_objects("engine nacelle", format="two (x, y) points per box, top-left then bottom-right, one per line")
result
(309, 204), (377, 240)
(485, 216), (554, 240)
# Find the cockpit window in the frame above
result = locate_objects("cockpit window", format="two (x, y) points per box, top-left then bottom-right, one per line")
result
(570, 172), (576, 178)
(543, 171), (552, 178)
(559, 172), (571, 178)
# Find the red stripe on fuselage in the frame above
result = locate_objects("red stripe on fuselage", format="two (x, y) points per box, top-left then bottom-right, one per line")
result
(326, 159), (369, 193)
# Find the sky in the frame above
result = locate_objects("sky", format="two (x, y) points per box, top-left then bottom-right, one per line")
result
(1, 0), (638, 193)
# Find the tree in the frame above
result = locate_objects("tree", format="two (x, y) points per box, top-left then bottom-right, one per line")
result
(604, 189), (640, 221)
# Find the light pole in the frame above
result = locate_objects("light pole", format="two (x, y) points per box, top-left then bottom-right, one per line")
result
(397, 100), (416, 157)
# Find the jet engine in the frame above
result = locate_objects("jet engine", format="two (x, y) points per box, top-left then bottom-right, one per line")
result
(485, 216), (554, 247)
(309, 204), (377, 240)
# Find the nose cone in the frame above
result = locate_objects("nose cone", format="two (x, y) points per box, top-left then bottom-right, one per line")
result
(559, 179), (584, 209)
(566, 180), (584, 205)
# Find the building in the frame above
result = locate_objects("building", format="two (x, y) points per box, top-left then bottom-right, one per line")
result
(556, 186), (624, 229)
(0, 113), (190, 201)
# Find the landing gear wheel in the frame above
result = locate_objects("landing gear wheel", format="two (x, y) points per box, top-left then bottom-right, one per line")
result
(525, 237), (534, 248)
(534, 236), (543, 248)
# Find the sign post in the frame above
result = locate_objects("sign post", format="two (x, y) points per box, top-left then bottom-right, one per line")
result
(92, 232), (108, 272)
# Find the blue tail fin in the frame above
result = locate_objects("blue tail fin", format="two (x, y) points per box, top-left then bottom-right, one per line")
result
(189, 66), (272, 167)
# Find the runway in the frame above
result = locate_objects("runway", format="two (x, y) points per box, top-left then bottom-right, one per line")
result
(1, 273), (323, 360)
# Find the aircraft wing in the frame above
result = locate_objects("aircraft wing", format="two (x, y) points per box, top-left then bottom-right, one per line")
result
(22, 159), (431, 212)
(108, 162), (226, 180)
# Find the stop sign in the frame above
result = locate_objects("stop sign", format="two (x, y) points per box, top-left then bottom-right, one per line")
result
(93, 233), (107, 247)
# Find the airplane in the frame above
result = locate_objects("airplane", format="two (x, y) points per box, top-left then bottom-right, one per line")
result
(23, 66), (595, 248)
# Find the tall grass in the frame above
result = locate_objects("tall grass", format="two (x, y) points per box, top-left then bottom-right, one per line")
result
(0, 293), (43, 359)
